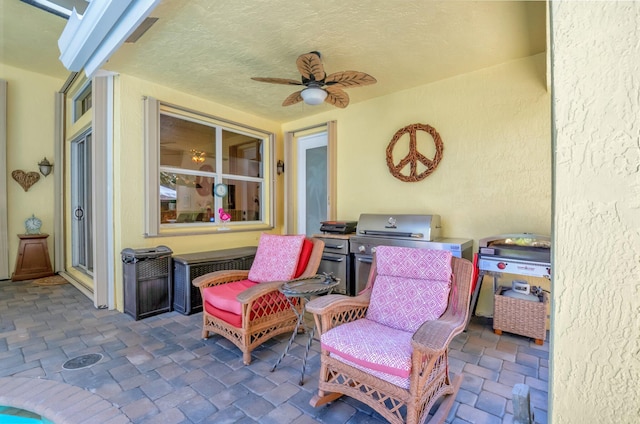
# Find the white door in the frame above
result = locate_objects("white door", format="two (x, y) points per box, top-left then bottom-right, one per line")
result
(296, 132), (328, 236)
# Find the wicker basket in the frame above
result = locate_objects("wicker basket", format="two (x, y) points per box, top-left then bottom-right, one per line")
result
(493, 286), (547, 344)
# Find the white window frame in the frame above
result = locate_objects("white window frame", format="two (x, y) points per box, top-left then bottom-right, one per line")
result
(72, 80), (92, 122)
(144, 97), (275, 236)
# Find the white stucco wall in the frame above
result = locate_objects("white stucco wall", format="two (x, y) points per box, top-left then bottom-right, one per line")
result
(550, 1), (640, 422)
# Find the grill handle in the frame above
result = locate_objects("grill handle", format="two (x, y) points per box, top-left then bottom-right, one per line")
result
(356, 256), (373, 264)
(361, 230), (423, 238)
(324, 243), (345, 250)
(321, 255), (344, 262)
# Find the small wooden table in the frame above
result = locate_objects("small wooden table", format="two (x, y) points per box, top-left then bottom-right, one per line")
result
(12, 234), (54, 281)
(271, 274), (340, 385)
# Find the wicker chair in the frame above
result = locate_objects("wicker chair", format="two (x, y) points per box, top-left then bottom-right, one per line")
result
(192, 235), (324, 365)
(307, 245), (474, 424)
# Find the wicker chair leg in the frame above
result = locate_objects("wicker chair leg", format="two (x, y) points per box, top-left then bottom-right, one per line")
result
(309, 391), (343, 407)
(242, 351), (252, 365)
(427, 373), (463, 424)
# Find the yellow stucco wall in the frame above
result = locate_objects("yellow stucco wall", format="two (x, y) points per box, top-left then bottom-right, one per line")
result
(550, 2), (640, 422)
(111, 54), (551, 311)
(284, 54), (552, 315)
(0, 64), (62, 275)
(284, 54), (551, 241)
(112, 75), (284, 307)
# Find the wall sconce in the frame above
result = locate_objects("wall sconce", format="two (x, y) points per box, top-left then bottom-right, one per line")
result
(277, 160), (285, 175)
(38, 157), (53, 177)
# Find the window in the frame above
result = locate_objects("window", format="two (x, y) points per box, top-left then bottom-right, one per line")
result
(73, 81), (92, 122)
(145, 98), (274, 235)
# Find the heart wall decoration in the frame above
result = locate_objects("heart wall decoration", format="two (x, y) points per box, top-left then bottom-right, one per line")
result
(11, 170), (40, 192)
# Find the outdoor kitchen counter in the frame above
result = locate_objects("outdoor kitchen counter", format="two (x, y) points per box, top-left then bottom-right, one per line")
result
(313, 234), (354, 295)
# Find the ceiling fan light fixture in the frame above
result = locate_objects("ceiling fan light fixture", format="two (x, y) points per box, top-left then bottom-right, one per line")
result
(300, 87), (327, 105)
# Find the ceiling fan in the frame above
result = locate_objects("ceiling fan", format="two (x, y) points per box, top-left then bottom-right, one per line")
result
(251, 51), (376, 108)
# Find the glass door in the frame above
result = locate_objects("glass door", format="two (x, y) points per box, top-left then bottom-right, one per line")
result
(296, 132), (328, 236)
(71, 130), (93, 274)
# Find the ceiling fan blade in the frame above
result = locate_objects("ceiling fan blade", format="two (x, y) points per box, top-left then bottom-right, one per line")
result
(251, 77), (303, 85)
(325, 87), (349, 108)
(296, 52), (325, 82)
(282, 90), (303, 106)
(325, 71), (377, 88)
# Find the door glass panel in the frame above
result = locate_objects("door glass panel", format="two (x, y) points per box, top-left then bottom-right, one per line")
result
(297, 132), (328, 236)
(71, 131), (93, 274)
(305, 146), (327, 235)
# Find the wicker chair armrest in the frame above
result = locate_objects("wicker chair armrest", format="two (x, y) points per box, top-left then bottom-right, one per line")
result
(412, 315), (462, 354)
(236, 280), (285, 304)
(306, 293), (370, 314)
(192, 270), (250, 289)
(307, 293), (371, 335)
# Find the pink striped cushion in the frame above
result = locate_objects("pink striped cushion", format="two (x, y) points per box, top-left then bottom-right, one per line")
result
(320, 318), (413, 379)
(333, 355), (410, 389)
(375, 245), (452, 281)
(248, 234), (305, 283)
(366, 275), (451, 332)
(366, 246), (452, 332)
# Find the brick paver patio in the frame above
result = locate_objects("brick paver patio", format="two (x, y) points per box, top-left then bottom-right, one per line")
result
(0, 279), (548, 423)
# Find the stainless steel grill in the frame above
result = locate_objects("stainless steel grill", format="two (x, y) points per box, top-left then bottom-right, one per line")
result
(470, 233), (551, 320)
(349, 213), (473, 294)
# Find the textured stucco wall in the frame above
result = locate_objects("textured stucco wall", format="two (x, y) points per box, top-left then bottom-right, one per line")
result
(112, 75), (284, 309)
(0, 64), (62, 276)
(284, 54), (551, 244)
(550, 1), (640, 422)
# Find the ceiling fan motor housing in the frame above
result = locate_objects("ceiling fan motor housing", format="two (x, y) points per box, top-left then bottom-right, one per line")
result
(301, 87), (328, 105)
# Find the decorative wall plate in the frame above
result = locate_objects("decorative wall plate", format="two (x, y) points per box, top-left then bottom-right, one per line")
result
(386, 123), (444, 182)
(12, 170), (40, 192)
(195, 164), (214, 197)
(214, 183), (228, 197)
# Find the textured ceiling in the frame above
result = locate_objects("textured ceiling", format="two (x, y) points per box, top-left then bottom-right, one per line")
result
(0, 0), (546, 123)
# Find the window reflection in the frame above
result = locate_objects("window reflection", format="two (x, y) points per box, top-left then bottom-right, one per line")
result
(160, 171), (215, 224)
(158, 114), (265, 227)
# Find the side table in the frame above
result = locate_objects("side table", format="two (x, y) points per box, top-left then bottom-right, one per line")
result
(12, 234), (54, 281)
(271, 274), (339, 385)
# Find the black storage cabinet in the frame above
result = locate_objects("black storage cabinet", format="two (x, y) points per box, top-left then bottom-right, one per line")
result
(122, 246), (173, 320)
(173, 246), (257, 315)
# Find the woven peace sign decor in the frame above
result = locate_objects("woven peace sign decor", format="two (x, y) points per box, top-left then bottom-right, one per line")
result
(386, 123), (444, 182)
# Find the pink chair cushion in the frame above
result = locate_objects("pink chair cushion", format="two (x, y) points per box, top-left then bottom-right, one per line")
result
(203, 279), (258, 315)
(321, 318), (413, 378)
(248, 234), (306, 283)
(205, 302), (243, 328)
(366, 246), (452, 333)
(332, 355), (411, 389)
(293, 238), (314, 278)
(375, 245), (452, 281)
(203, 279), (295, 328)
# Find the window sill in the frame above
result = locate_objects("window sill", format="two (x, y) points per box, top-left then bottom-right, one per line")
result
(145, 223), (273, 238)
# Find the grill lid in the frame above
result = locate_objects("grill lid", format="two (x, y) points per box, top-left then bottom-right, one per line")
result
(478, 233), (551, 264)
(355, 214), (441, 241)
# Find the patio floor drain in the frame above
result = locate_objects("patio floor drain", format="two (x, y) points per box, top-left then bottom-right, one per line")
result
(62, 353), (103, 370)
